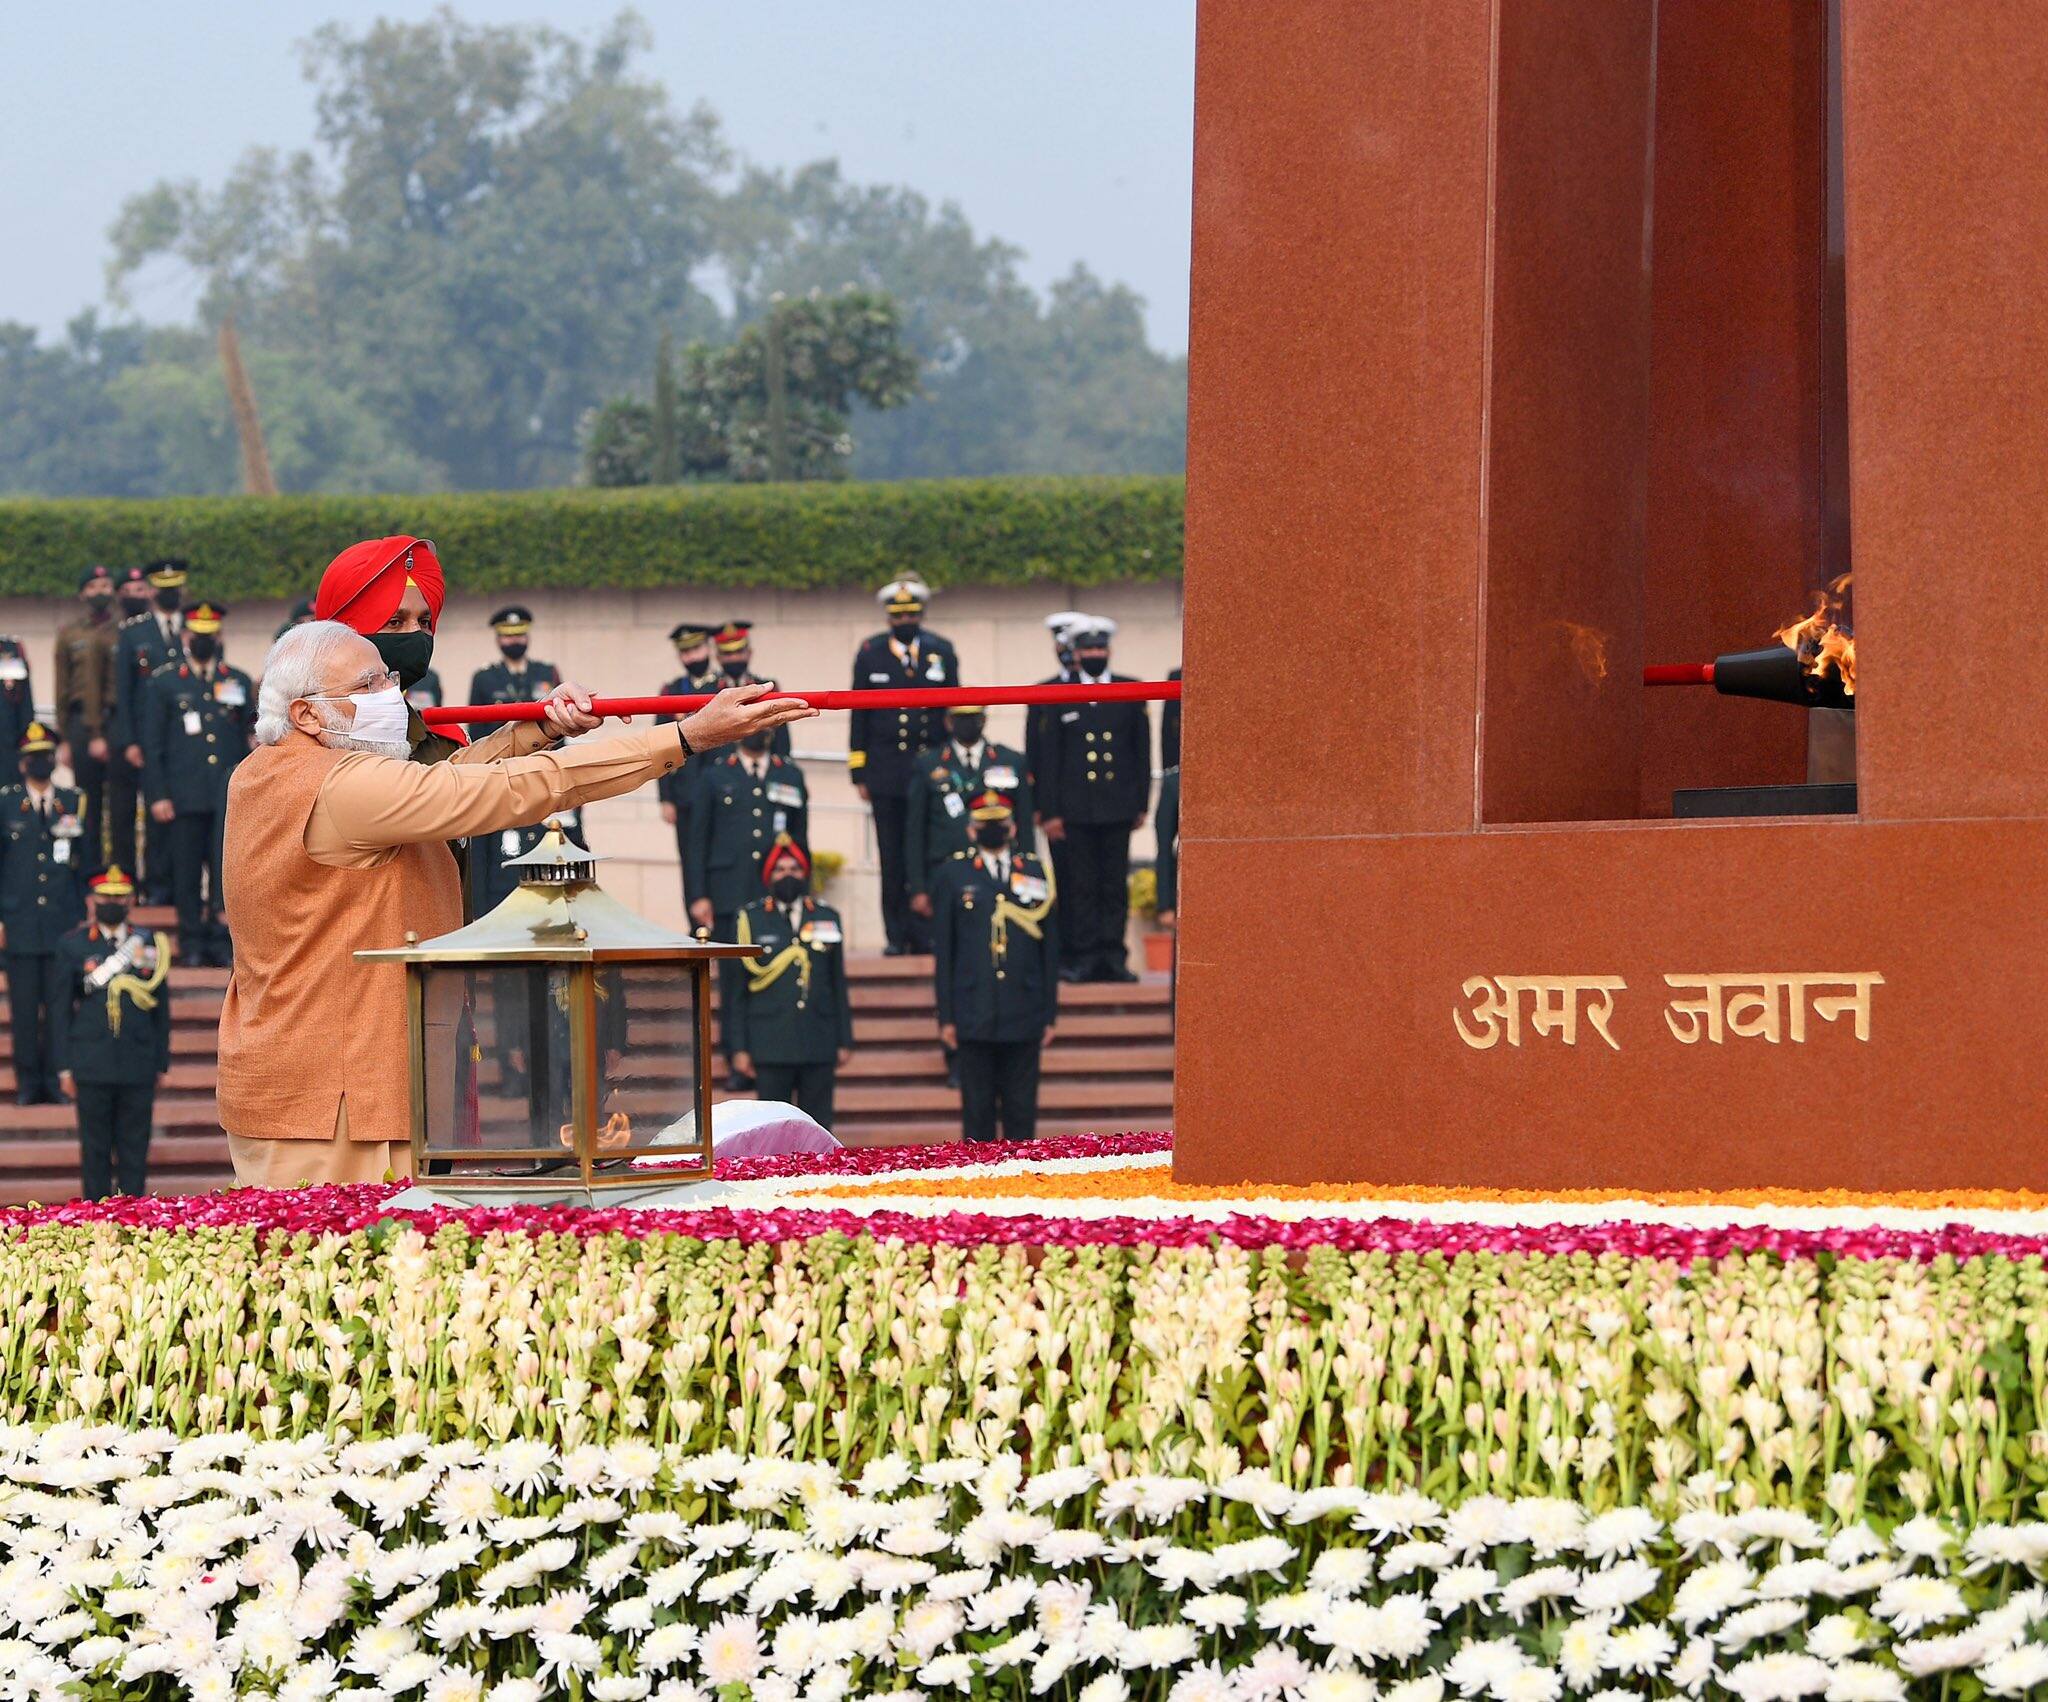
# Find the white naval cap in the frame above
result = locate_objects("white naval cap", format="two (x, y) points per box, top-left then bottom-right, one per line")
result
(877, 577), (932, 610)
(1070, 615), (1118, 643)
(1045, 610), (1092, 640)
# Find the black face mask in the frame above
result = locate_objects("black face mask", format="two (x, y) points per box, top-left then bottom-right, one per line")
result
(950, 717), (985, 747)
(373, 630), (435, 691)
(722, 657), (750, 680)
(94, 903), (129, 930)
(890, 620), (922, 644)
(154, 588), (182, 613)
(741, 732), (773, 754)
(85, 593), (113, 619)
(499, 641), (529, 663)
(678, 649), (711, 677)
(974, 822), (1012, 849)
(187, 633), (219, 663)
(1077, 652), (1110, 678)
(770, 875), (808, 904)
(21, 755), (54, 782)
(120, 595), (150, 618)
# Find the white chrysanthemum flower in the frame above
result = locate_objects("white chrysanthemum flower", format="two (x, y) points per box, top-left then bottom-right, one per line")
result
(698, 1612), (764, 1685)
(1602, 1623), (1675, 1676)
(1581, 1507), (1661, 1563)
(587, 1678), (650, 1702)
(624, 1509), (691, 1547)
(1182, 1592), (1249, 1631)
(1978, 1643), (2048, 1698)
(1716, 1600), (1807, 1650)
(1020, 1465), (1100, 1510)
(1441, 1635), (1528, 1694)
(1286, 1488), (1368, 1526)
(603, 1594), (655, 1635)
(639, 1618), (700, 1670)
(1384, 1679), (1448, 1702)
(698, 1564), (760, 1605)
(1255, 1590), (1329, 1632)
(484, 1514), (557, 1547)
(1873, 1573), (1966, 1635)
(644, 1557), (705, 1607)
(1824, 1527), (1887, 1569)
(1558, 1618), (1610, 1690)
(976, 1628), (1041, 1672)
(1518, 1499), (1589, 1559)
(1220, 1469), (1299, 1523)
(1118, 1622), (1198, 1670)
(879, 1520), (950, 1557)
(1495, 1670), (1563, 1702)
(70, 1634), (125, 1672)
(855, 1455), (916, 1497)
(1717, 1652), (1830, 1701)
(1147, 1546), (1225, 1591)
(1730, 1510), (1826, 1552)
(1032, 1579), (1092, 1643)
(1758, 1560), (1837, 1601)
(1829, 1558), (1902, 1596)
(770, 1613), (828, 1676)
(1076, 1674), (1131, 1702)
(427, 1470), (499, 1532)
(1805, 1613), (1869, 1661)
(1166, 1661), (1236, 1702)
(1575, 1560), (1659, 1614)
(1032, 1642), (1079, 1694)
(1429, 1563), (1498, 1611)
(1034, 1529), (1109, 1568)
(1503, 1566), (1583, 1622)
(967, 1576), (1035, 1630)
(897, 1599), (966, 1660)
(1375, 1595), (1440, 1662)
(485, 1679), (545, 1702)
(1210, 1535), (1298, 1581)
(918, 1457), (983, 1489)
(1308, 1547), (1375, 1595)
(1672, 1560), (1758, 1629)
(237, 1611), (305, 1671)
(1893, 1631), (1991, 1677)
(651, 1681), (707, 1702)
(804, 1665), (853, 1702)
(185, 1662), (235, 1702)
(1668, 1637), (1714, 1696)
(1963, 1524), (2048, 1572)
(1888, 1517), (1953, 1562)
(380, 1650), (451, 1694)
(1820, 1664), (1907, 1702)
(420, 1602), (491, 1647)
(1353, 1492), (1445, 1542)
(1444, 1495), (1518, 1556)
(343, 1621), (419, 1676)
(914, 1651), (975, 1690)
(1381, 1540), (1454, 1580)
(689, 1519), (752, 1557)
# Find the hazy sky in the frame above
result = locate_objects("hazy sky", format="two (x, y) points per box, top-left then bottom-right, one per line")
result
(2, 1), (1196, 351)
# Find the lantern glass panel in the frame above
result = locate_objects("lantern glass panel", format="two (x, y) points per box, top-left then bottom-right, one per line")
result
(420, 962), (585, 1173)
(595, 963), (703, 1158)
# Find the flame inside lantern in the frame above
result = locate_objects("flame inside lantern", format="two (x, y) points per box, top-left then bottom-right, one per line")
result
(1773, 571), (1856, 697)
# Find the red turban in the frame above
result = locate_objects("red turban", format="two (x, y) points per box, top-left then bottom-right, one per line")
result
(315, 536), (445, 635)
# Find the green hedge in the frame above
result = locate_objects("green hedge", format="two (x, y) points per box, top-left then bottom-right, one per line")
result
(0, 476), (1184, 598)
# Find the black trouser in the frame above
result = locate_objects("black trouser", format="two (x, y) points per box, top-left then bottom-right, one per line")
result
(753, 1059), (838, 1131)
(1044, 834), (1083, 969)
(672, 808), (696, 910)
(4, 951), (61, 1101)
(105, 754), (144, 884)
(76, 1080), (153, 1199)
(712, 911), (742, 1063)
(870, 791), (923, 951)
(168, 808), (226, 963)
(957, 1037), (1041, 1143)
(65, 722), (108, 875)
(1063, 821), (1134, 977)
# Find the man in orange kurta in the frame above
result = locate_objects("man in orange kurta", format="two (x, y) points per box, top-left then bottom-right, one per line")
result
(217, 620), (815, 1187)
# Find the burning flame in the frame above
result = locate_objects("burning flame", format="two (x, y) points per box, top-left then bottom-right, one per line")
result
(1773, 571), (1856, 697)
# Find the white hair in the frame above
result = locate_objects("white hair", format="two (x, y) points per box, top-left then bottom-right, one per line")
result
(254, 620), (382, 747)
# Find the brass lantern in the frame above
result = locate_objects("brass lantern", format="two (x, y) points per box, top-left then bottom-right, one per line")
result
(357, 822), (760, 1204)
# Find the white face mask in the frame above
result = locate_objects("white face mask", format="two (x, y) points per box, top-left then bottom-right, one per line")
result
(312, 684), (411, 756)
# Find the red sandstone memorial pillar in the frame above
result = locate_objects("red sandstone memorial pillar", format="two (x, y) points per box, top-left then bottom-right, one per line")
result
(1175, 0), (2048, 1189)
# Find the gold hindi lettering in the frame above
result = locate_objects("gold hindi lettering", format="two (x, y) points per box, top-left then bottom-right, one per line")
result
(1455, 976), (1627, 1052)
(1661, 972), (1883, 1044)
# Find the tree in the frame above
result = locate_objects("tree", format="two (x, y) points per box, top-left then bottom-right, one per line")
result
(584, 288), (919, 485)
(107, 8), (728, 491)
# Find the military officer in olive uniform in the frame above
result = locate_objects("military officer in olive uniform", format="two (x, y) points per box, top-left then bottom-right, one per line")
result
(141, 602), (256, 966)
(687, 736), (809, 1085)
(55, 867), (170, 1199)
(1034, 617), (1151, 984)
(467, 606), (563, 912)
(906, 705), (1033, 916)
(656, 620), (723, 910)
(0, 724), (90, 1104)
(112, 559), (189, 903)
(848, 579), (960, 955)
(729, 837), (854, 1130)
(53, 565), (119, 870)
(932, 791), (1059, 1144)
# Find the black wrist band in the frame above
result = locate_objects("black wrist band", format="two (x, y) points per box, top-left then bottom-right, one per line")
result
(676, 723), (695, 760)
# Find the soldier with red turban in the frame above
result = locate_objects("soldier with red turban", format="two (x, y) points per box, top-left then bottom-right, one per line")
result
(314, 536), (465, 764)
